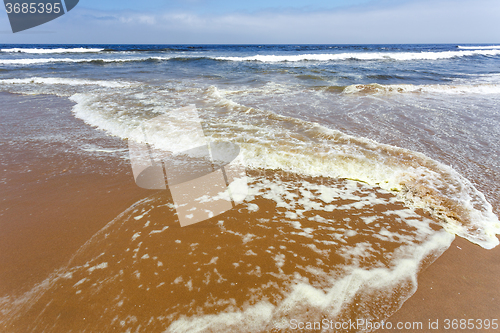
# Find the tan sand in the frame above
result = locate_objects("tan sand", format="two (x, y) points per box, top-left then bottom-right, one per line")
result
(2, 150), (498, 332)
(378, 236), (500, 333)
(1, 94), (498, 332)
(0, 147), (150, 295)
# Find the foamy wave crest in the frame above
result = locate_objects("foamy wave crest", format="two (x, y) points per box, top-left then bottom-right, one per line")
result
(1, 47), (104, 54)
(457, 45), (500, 50)
(0, 57), (174, 66)
(343, 83), (500, 95)
(0, 77), (134, 88)
(3, 50), (498, 66)
(216, 50), (500, 62)
(69, 87), (500, 249)
(240, 127), (499, 250)
(202, 87), (500, 249)
(0, 58), (88, 65)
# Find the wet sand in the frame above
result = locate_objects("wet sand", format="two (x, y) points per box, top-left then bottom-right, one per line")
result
(3, 160), (498, 332)
(379, 236), (500, 333)
(1, 93), (499, 332)
(0, 93), (150, 296)
(0, 151), (150, 296)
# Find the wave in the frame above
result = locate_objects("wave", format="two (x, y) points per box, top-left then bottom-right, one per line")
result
(0, 56), (193, 66)
(68, 86), (500, 249)
(215, 50), (500, 62)
(2, 49), (500, 67)
(0, 77), (135, 88)
(342, 83), (500, 95)
(1, 47), (104, 54)
(0, 58), (84, 65)
(0, 47), (186, 54)
(457, 45), (500, 50)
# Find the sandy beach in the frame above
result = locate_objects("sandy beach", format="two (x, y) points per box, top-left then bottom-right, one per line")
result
(0, 93), (497, 332)
(379, 236), (500, 332)
(1, 43), (500, 332)
(0, 93), (149, 296)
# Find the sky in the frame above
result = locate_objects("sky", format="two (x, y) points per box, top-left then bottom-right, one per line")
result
(0, 0), (499, 44)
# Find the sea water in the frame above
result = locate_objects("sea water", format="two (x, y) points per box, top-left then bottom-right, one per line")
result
(0, 44), (499, 332)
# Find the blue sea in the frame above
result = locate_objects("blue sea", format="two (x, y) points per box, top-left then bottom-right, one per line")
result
(1, 44), (499, 332)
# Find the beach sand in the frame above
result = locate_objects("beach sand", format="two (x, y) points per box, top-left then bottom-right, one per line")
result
(379, 236), (500, 332)
(1, 94), (498, 332)
(0, 93), (149, 296)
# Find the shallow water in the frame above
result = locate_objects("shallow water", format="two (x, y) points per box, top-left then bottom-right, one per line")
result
(0, 44), (499, 332)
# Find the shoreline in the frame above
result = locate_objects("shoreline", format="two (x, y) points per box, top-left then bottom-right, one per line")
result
(0, 93), (150, 296)
(378, 236), (500, 333)
(1, 92), (498, 332)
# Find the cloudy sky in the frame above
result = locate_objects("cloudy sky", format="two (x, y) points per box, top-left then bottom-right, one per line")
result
(1, 0), (499, 44)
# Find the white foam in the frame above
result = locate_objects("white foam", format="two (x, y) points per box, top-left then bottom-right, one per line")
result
(205, 257), (218, 265)
(133, 208), (151, 221)
(361, 216), (378, 224)
(166, 302), (274, 333)
(73, 278), (87, 288)
(88, 262), (108, 273)
(0, 56), (173, 66)
(1, 47), (104, 54)
(149, 226), (169, 235)
(166, 231), (454, 332)
(186, 280), (193, 291)
(0, 169), (461, 331)
(246, 203), (259, 212)
(215, 50), (500, 62)
(0, 77), (133, 88)
(343, 83), (500, 95)
(457, 45), (500, 50)
(81, 147), (127, 153)
(245, 250), (257, 256)
(0, 58), (80, 65)
(195, 95), (498, 249)
(68, 86), (500, 249)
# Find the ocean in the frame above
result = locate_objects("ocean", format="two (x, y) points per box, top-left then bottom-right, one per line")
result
(0, 44), (499, 332)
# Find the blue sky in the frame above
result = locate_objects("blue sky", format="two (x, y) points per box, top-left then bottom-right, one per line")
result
(71, 0), (375, 14)
(1, 0), (499, 44)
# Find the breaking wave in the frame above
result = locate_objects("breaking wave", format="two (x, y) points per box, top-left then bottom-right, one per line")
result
(457, 45), (500, 50)
(1, 47), (104, 54)
(216, 50), (500, 62)
(66, 85), (500, 249)
(342, 83), (500, 95)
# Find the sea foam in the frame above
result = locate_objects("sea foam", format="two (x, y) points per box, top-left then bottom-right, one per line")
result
(1, 47), (104, 54)
(0, 77), (134, 88)
(66, 85), (500, 249)
(215, 49), (500, 62)
(342, 83), (500, 95)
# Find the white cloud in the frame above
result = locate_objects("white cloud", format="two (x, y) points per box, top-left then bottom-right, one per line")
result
(1, 0), (499, 44)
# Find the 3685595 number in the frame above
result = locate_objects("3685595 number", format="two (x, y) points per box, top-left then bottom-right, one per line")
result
(5, 2), (61, 14)
(444, 319), (499, 330)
